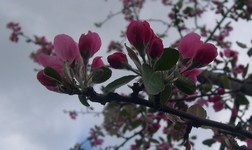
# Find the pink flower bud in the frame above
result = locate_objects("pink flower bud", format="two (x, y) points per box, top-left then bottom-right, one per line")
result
(216, 88), (225, 95)
(79, 31), (101, 61)
(91, 56), (104, 70)
(147, 36), (164, 59)
(107, 52), (128, 69)
(213, 101), (224, 112)
(193, 43), (218, 67)
(126, 20), (154, 54)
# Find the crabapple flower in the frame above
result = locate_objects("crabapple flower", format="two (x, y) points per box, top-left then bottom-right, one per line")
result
(37, 70), (60, 92)
(182, 68), (202, 83)
(179, 32), (218, 67)
(246, 138), (252, 148)
(79, 31), (101, 62)
(178, 32), (202, 59)
(147, 36), (164, 59)
(54, 34), (81, 62)
(209, 96), (224, 112)
(193, 43), (218, 67)
(37, 34), (81, 76)
(91, 56), (104, 70)
(126, 20), (154, 55)
(107, 52), (128, 69)
(213, 101), (224, 112)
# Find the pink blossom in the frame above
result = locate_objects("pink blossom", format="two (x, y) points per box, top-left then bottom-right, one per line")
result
(213, 101), (224, 112)
(182, 68), (202, 83)
(54, 34), (80, 62)
(231, 107), (238, 118)
(246, 138), (252, 148)
(37, 54), (64, 76)
(37, 34), (81, 76)
(196, 99), (209, 107)
(209, 96), (221, 103)
(79, 31), (101, 61)
(157, 143), (171, 150)
(223, 48), (238, 58)
(126, 20), (154, 53)
(233, 64), (245, 74)
(147, 36), (164, 59)
(179, 32), (217, 67)
(216, 88), (225, 95)
(178, 32), (202, 59)
(37, 70), (60, 92)
(131, 145), (137, 150)
(6, 22), (21, 42)
(91, 56), (104, 69)
(107, 52), (128, 69)
(193, 43), (218, 67)
(69, 111), (77, 120)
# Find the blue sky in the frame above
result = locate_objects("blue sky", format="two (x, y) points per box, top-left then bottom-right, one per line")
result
(1, 0), (252, 150)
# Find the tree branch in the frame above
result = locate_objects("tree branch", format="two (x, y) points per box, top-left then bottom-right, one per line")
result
(204, 2), (236, 43)
(82, 87), (252, 139)
(199, 70), (252, 96)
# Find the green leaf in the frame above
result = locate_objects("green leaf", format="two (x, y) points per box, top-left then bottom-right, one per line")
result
(236, 41), (247, 48)
(177, 0), (184, 9)
(236, 94), (249, 105)
(142, 64), (165, 95)
(103, 75), (137, 93)
(187, 104), (207, 119)
(202, 139), (216, 147)
(183, 6), (193, 15)
(92, 67), (112, 84)
(247, 48), (252, 57)
(78, 95), (90, 107)
(44, 67), (62, 82)
(174, 77), (196, 95)
(131, 120), (143, 130)
(125, 44), (142, 72)
(242, 63), (249, 78)
(154, 48), (179, 71)
(160, 85), (172, 104)
(223, 75), (230, 89)
(191, 135), (197, 140)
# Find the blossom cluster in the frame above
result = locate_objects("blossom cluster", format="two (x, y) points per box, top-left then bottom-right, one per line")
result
(6, 22), (21, 42)
(37, 32), (105, 93)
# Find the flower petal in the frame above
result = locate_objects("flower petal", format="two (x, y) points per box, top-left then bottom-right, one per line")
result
(79, 31), (101, 58)
(178, 32), (203, 59)
(36, 53), (64, 76)
(54, 34), (80, 61)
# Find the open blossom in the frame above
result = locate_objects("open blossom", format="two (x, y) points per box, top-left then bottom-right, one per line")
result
(79, 31), (101, 62)
(147, 36), (164, 59)
(107, 52), (128, 69)
(37, 32), (102, 92)
(37, 34), (81, 76)
(178, 32), (217, 67)
(126, 20), (154, 54)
